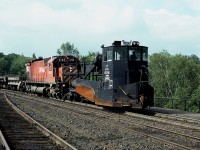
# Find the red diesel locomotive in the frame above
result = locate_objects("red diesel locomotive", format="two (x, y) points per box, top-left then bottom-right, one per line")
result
(24, 55), (81, 98)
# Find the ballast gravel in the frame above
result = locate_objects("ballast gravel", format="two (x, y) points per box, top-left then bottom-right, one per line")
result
(7, 95), (187, 150)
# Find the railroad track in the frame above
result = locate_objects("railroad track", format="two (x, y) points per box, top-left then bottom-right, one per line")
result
(66, 107), (200, 150)
(5, 91), (200, 150)
(0, 92), (76, 150)
(154, 113), (200, 125)
(0, 129), (9, 150)
(58, 103), (200, 150)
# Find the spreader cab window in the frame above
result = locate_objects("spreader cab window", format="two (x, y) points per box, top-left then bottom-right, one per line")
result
(114, 48), (127, 60)
(114, 51), (121, 60)
(142, 48), (148, 61)
(104, 51), (113, 61)
(129, 49), (141, 61)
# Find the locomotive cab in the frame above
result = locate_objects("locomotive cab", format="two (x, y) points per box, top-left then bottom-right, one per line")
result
(102, 41), (149, 89)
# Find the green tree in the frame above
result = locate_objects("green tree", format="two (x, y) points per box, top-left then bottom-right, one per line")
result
(3, 53), (19, 74)
(80, 51), (98, 63)
(0, 52), (4, 58)
(9, 55), (31, 75)
(190, 54), (200, 64)
(188, 85), (200, 112)
(149, 50), (172, 97)
(149, 51), (200, 110)
(0, 53), (32, 75)
(170, 54), (200, 98)
(57, 42), (79, 57)
(0, 57), (7, 75)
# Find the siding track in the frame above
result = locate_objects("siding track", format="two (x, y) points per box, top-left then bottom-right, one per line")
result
(0, 92), (76, 150)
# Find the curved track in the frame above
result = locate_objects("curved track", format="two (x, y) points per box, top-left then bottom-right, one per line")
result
(0, 92), (76, 150)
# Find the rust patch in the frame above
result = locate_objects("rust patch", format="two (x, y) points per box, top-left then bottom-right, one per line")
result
(75, 86), (115, 107)
(75, 86), (95, 102)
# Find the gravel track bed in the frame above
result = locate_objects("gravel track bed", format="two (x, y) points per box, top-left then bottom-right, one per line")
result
(0, 94), (65, 150)
(124, 113), (200, 138)
(65, 104), (200, 149)
(8, 95), (191, 150)
(155, 113), (200, 125)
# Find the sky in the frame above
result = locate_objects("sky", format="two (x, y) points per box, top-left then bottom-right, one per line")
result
(0, 0), (200, 58)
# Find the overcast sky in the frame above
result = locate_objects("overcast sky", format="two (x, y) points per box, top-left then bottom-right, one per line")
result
(0, 0), (200, 58)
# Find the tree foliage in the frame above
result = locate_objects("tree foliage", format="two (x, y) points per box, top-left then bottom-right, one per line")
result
(149, 51), (172, 97)
(149, 51), (200, 98)
(0, 57), (7, 75)
(149, 51), (200, 112)
(0, 52), (4, 58)
(57, 42), (79, 57)
(9, 55), (30, 75)
(188, 86), (200, 112)
(80, 51), (98, 63)
(0, 53), (32, 75)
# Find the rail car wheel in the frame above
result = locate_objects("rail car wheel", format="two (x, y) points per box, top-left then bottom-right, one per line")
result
(47, 92), (51, 97)
(46, 89), (51, 97)
(73, 93), (80, 101)
(69, 92), (75, 101)
(140, 95), (147, 110)
(66, 92), (80, 102)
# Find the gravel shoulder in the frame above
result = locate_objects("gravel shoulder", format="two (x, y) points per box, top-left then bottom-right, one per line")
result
(7, 95), (198, 150)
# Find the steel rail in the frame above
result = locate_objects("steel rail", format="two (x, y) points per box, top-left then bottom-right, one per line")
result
(0, 129), (10, 150)
(126, 112), (200, 131)
(4, 93), (77, 150)
(155, 113), (200, 125)
(5, 92), (116, 149)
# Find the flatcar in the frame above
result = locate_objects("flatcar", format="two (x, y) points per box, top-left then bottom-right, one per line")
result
(0, 40), (154, 109)
(0, 76), (26, 90)
(0, 76), (7, 88)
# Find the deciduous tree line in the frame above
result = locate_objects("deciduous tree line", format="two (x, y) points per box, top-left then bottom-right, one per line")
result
(149, 51), (200, 112)
(0, 53), (32, 75)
